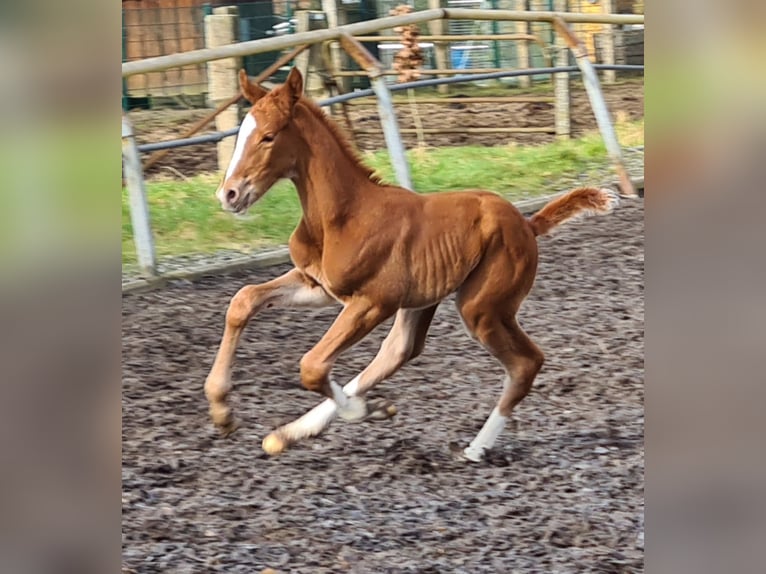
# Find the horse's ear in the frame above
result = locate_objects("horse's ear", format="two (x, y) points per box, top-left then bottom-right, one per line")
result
(285, 67), (304, 105)
(239, 69), (267, 103)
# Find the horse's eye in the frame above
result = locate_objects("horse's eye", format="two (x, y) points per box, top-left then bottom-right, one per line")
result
(262, 134), (275, 143)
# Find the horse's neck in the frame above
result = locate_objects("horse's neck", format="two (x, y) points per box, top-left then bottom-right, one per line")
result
(292, 109), (374, 236)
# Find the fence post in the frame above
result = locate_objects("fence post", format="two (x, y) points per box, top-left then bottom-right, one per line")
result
(372, 78), (413, 190)
(295, 11), (312, 79)
(514, 0), (531, 88)
(490, 0), (501, 69)
(321, 0), (345, 92)
(205, 6), (241, 174)
(601, 0), (616, 84)
(122, 115), (157, 276)
(295, 10), (328, 99)
(427, 0), (449, 94)
(553, 0), (570, 139)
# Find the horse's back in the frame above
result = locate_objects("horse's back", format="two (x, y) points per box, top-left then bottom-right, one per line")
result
(416, 189), (531, 241)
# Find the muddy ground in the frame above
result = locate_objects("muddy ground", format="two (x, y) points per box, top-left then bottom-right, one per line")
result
(129, 80), (644, 179)
(122, 200), (644, 572)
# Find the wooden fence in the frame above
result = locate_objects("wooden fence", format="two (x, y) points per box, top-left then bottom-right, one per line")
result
(123, 2), (208, 98)
(595, 28), (643, 67)
(123, 2), (643, 103)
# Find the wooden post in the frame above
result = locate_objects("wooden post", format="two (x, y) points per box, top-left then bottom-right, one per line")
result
(514, 0), (530, 88)
(204, 6), (241, 174)
(295, 11), (312, 79)
(295, 11), (328, 99)
(321, 0), (346, 91)
(427, 0), (449, 94)
(601, 0), (616, 84)
(553, 0), (570, 139)
(122, 115), (156, 277)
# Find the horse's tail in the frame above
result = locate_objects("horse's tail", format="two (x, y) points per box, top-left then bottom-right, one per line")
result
(528, 187), (619, 237)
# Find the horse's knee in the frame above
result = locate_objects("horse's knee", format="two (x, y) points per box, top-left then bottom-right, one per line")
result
(226, 285), (259, 328)
(299, 353), (328, 394)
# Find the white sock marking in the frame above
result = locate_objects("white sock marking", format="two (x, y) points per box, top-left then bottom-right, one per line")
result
(330, 379), (350, 407)
(464, 407), (507, 462)
(279, 375), (362, 440)
(330, 379), (366, 421)
(344, 375), (361, 397)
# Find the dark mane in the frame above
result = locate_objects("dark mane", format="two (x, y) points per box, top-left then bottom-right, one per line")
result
(297, 96), (384, 185)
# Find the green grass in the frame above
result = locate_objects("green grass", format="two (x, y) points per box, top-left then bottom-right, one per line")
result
(122, 118), (643, 265)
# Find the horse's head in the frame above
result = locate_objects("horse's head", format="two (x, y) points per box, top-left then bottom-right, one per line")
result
(215, 67), (305, 213)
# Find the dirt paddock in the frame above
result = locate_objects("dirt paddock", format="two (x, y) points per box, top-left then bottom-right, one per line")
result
(122, 200), (644, 573)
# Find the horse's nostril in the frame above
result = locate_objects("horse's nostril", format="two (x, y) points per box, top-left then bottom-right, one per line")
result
(226, 189), (238, 203)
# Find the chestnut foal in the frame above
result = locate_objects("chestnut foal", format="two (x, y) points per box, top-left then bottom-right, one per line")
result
(204, 67), (618, 461)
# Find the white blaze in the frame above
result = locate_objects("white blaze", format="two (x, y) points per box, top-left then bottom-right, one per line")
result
(224, 113), (257, 181)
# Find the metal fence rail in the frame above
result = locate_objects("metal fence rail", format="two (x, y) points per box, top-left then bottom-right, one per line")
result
(122, 5), (642, 107)
(136, 64), (643, 154)
(122, 9), (643, 77)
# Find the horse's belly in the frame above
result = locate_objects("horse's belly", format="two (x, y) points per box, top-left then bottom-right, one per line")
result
(401, 251), (479, 307)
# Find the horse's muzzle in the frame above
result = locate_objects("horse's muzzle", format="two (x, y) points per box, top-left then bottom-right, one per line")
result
(216, 179), (256, 214)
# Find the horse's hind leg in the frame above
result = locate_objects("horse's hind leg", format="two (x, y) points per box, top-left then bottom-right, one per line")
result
(347, 305), (439, 410)
(455, 247), (544, 461)
(460, 313), (544, 461)
(262, 305), (438, 455)
(204, 268), (335, 435)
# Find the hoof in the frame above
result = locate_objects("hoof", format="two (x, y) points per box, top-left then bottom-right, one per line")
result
(337, 395), (368, 422)
(366, 400), (398, 421)
(262, 432), (287, 456)
(462, 445), (485, 463)
(216, 418), (239, 438)
(210, 404), (238, 437)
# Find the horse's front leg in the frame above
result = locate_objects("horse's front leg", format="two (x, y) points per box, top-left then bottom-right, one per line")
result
(298, 301), (395, 421)
(204, 268), (335, 435)
(262, 305), (438, 455)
